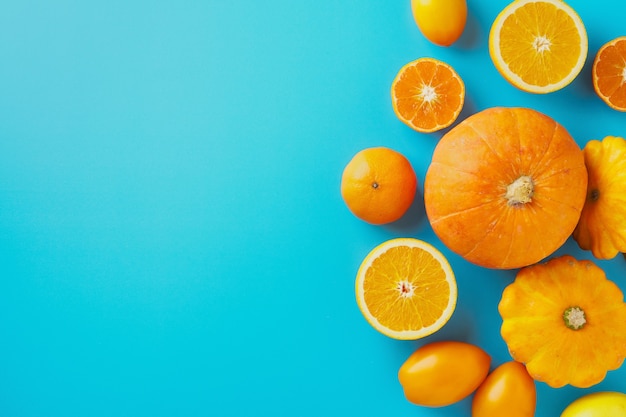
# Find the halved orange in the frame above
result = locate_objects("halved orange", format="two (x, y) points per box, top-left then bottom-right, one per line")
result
(489, 0), (588, 94)
(391, 58), (465, 133)
(592, 36), (626, 111)
(355, 238), (457, 340)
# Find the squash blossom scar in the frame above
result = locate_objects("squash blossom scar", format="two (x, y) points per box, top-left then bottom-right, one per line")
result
(563, 306), (587, 330)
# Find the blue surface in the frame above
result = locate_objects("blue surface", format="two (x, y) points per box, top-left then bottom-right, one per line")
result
(0, 1), (624, 416)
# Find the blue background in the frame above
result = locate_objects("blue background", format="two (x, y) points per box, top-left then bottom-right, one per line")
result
(0, 1), (624, 416)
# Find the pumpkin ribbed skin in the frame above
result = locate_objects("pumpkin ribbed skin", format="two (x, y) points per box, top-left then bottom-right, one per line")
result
(498, 255), (626, 388)
(573, 136), (626, 259)
(424, 107), (587, 269)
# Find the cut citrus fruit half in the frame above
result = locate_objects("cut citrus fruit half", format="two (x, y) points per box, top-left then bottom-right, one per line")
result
(355, 238), (457, 340)
(592, 36), (626, 111)
(391, 57), (465, 133)
(489, 0), (588, 94)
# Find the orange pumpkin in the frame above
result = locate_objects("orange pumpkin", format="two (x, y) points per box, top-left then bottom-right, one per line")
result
(424, 107), (587, 269)
(573, 136), (626, 259)
(498, 255), (626, 388)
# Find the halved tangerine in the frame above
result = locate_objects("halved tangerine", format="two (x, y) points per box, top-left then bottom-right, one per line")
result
(391, 58), (465, 133)
(592, 36), (626, 112)
(489, 0), (588, 94)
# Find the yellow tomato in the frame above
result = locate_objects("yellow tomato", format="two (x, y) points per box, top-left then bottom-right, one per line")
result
(411, 0), (467, 46)
(472, 361), (536, 417)
(398, 341), (490, 407)
(561, 392), (626, 417)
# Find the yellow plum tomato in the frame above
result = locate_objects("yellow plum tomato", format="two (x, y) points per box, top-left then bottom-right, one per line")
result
(411, 0), (467, 46)
(561, 392), (626, 417)
(472, 361), (536, 417)
(398, 341), (490, 407)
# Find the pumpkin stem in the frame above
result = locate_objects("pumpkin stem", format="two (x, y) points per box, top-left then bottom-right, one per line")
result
(563, 306), (587, 330)
(505, 175), (534, 205)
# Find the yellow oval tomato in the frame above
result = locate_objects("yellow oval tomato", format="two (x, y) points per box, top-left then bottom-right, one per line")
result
(398, 341), (490, 407)
(411, 0), (468, 46)
(472, 361), (536, 417)
(561, 392), (626, 417)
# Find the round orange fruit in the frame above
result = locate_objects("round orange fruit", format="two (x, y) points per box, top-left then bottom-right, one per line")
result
(592, 36), (626, 111)
(489, 0), (588, 94)
(391, 58), (465, 133)
(341, 147), (417, 225)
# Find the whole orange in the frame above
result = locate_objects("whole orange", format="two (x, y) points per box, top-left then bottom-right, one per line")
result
(341, 147), (417, 225)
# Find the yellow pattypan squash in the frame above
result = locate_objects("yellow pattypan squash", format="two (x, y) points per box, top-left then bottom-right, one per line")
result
(498, 255), (626, 388)
(573, 136), (626, 259)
